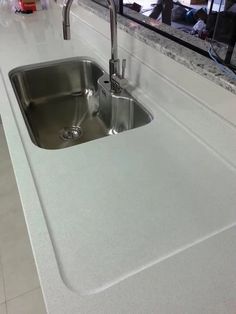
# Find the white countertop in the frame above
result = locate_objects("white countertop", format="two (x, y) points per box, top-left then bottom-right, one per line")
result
(1, 1), (236, 313)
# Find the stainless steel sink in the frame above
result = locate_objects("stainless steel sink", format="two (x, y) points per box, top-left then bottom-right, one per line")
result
(9, 57), (153, 149)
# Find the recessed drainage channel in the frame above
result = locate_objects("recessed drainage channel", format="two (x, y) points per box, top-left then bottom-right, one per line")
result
(59, 126), (83, 141)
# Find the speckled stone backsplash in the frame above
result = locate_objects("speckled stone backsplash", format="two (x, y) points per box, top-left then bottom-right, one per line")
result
(78, 0), (236, 95)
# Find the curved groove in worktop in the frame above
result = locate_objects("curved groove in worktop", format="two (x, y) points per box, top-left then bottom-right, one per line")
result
(3, 70), (236, 297)
(11, 140), (236, 298)
(151, 97), (236, 171)
(21, 131), (236, 296)
(3, 63), (236, 297)
(83, 221), (236, 295)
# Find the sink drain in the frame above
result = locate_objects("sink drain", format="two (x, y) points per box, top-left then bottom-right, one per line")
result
(59, 126), (83, 141)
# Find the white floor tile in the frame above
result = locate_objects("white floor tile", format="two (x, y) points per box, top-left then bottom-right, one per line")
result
(0, 264), (5, 304)
(0, 124), (9, 155)
(0, 162), (21, 218)
(1, 237), (40, 300)
(0, 210), (28, 253)
(1, 232), (35, 263)
(3, 259), (40, 301)
(0, 128), (29, 253)
(0, 191), (21, 218)
(7, 289), (47, 314)
(0, 302), (7, 314)
(0, 127), (40, 300)
(0, 125), (21, 218)
(0, 125), (13, 175)
(0, 126), (44, 311)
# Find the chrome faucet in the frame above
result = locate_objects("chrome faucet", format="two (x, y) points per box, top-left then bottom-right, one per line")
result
(62, 0), (127, 93)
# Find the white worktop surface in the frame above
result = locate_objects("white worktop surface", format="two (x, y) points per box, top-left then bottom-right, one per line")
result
(1, 1), (236, 313)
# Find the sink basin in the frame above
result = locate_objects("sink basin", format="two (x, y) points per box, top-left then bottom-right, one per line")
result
(9, 57), (152, 149)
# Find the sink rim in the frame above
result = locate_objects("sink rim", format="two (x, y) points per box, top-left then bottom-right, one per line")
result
(8, 56), (105, 78)
(9, 56), (153, 150)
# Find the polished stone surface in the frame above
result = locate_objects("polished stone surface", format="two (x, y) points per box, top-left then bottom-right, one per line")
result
(0, 2), (236, 313)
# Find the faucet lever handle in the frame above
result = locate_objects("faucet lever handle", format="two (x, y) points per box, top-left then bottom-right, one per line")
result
(121, 59), (126, 79)
(111, 73), (128, 92)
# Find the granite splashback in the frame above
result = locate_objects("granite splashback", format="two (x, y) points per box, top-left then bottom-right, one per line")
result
(78, 0), (236, 95)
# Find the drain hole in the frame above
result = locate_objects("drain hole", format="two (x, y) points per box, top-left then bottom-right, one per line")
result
(59, 126), (83, 141)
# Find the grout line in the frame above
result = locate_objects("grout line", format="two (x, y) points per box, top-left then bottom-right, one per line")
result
(0, 255), (7, 308)
(1, 234), (41, 304)
(0, 302), (7, 314)
(5, 286), (41, 304)
(1, 237), (41, 309)
(0, 127), (42, 308)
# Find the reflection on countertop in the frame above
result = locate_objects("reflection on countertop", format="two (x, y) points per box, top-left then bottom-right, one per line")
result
(80, 0), (236, 94)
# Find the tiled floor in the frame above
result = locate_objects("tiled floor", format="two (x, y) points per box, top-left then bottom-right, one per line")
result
(0, 124), (47, 314)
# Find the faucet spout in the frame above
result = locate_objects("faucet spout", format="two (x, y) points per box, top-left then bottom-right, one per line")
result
(106, 0), (118, 61)
(62, 0), (73, 39)
(63, 0), (117, 61)
(62, 0), (126, 92)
